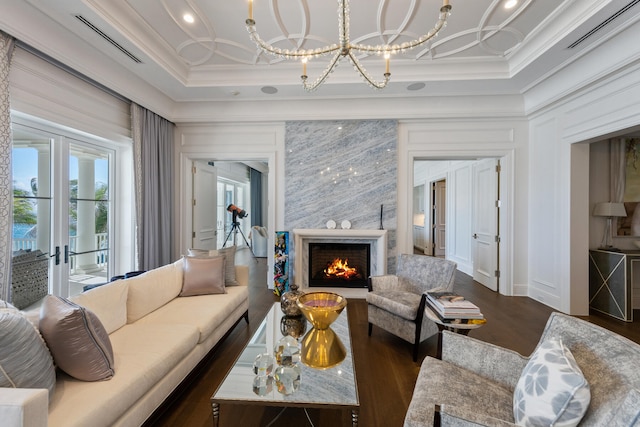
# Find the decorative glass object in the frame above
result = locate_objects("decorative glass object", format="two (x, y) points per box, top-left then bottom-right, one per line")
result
(274, 364), (301, 395)
(252, 375), (273, 396)
(280, 283), (304, 316)
(274, 335), (300, 366)
(280, 315), (307, 339)
(252, 353), (274, 377)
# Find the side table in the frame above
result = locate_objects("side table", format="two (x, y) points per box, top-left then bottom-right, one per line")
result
(424, 306), (485, 359)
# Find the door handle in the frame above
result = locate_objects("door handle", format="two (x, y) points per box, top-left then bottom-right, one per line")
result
(51, 246), (60, 265)
(473, 233), (478, 239)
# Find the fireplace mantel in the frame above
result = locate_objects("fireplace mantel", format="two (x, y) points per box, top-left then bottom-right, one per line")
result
(293, 228), (388, 298)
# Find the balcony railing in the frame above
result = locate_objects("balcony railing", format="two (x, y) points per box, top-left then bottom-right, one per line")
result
(12, 233), (109, 272)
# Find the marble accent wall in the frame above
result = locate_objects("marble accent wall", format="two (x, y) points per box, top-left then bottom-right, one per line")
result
(285, 120), (398, 274)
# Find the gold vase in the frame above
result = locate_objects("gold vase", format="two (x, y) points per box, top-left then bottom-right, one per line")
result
(300, 327), (346, 369)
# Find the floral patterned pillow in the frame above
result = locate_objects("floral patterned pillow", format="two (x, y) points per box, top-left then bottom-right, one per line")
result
(513, 338), (590, 427)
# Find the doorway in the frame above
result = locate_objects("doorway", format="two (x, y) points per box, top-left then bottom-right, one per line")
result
(413, 158), (502, 292)
(11, 123), (121, 302)
(190, 160), (268, 251)
(431, 179), (446, 257)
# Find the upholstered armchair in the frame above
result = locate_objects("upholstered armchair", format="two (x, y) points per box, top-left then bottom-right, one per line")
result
(367, 254), (457, 361)
(404, 312), (640, 427)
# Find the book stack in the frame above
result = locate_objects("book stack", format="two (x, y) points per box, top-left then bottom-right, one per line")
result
(425, 291), (485, 324)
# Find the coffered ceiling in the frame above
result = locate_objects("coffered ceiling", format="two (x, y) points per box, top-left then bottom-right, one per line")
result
(4, 0), (640, 103)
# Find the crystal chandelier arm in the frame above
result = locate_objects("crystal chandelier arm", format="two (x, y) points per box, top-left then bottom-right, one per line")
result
(301, 51), (343, 92)
(349, 5), (451, 54)
(347, 51), (390, 90)
(246, 19), (340, 59)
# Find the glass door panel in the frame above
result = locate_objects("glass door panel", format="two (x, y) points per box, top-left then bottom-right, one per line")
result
(222, 183), (236, 247)
(67, 143), (111, 296)
(11, 132), (52, 309)
(216, 182), (226, 248)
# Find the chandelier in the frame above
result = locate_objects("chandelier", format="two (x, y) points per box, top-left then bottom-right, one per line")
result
(245, 0), (452, 91)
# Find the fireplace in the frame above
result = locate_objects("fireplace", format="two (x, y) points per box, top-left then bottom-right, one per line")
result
(308, 242), (370, 288)
(293, 228), (387, 298)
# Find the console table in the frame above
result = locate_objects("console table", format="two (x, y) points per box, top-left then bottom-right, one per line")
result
(588, 249), (637, 322)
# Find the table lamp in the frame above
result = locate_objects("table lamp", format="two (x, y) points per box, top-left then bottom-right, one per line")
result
(593, 202), (627, 250)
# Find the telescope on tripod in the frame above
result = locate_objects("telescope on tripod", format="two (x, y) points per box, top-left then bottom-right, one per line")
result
(223, 204), (250, 247)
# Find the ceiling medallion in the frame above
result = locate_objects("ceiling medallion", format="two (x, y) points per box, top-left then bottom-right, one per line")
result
(245, 0), (452, 91)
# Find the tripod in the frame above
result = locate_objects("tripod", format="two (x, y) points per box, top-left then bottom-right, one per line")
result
(223, 211), (251, 248)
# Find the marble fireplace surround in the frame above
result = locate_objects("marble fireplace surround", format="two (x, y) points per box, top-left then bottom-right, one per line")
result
(293, 228), (388, 299)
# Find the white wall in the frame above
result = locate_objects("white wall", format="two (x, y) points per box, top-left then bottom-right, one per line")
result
(525, 18), (640, 315)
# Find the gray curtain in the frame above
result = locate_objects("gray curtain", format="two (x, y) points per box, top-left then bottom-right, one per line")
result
(250, 168), (263, 227)
(0, 31), (15, 302)
(610, 138), (626, 204)
(131, 103), (174, 270)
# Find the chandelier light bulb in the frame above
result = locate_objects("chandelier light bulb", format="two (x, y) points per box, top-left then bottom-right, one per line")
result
(246, 0), (452, 91)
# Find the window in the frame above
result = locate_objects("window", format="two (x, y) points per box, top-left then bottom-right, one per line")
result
(11, 120), (134, 306)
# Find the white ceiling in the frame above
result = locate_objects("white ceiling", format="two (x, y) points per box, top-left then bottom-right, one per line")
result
(4, 0), (640, 104)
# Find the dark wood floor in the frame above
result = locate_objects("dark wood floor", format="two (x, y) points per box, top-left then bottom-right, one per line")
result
(147, 248), (640, 427)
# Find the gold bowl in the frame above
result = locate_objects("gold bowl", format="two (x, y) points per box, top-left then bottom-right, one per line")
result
(296, 292), (347, 330)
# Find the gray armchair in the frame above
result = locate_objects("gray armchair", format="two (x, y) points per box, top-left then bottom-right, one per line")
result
(367, 254), (457, 361)
(404, 312), (640, 427)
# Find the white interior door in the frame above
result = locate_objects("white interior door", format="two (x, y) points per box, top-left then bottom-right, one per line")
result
(433, 180), (446, 256)
(192, 161), (218, 250)
(472, 158), (499, 291)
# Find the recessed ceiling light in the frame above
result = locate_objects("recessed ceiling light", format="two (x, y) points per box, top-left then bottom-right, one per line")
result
(504, 0), (518, 9)
(183, 13), (194, 23)
(261, 86), (278, 94)
(407, 82), (426, 91)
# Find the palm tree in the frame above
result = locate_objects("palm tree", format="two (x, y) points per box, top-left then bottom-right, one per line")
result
(13, 186), (37, 225)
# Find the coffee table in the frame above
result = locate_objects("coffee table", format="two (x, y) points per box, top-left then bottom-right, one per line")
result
(211, 303), (359, 426)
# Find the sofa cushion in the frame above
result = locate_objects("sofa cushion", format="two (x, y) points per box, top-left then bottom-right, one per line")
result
(0, 301), (56, 402)
(181, 255), (226, 296)
(39, 296), (115, 382)
(126, 260), (183, 323)
(188, 245), (238, 286)
(513, 338), (590, 427)
(135, 285), (249, 344)
(71, 279), (128, 334)
(366, 290), (421, 321)
(47, 322), (200, 427)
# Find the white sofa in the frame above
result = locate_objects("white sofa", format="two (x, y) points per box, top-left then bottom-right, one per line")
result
(0, 257), (249, 427)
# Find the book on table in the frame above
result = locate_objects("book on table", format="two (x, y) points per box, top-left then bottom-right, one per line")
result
(425, 292), (484, 321)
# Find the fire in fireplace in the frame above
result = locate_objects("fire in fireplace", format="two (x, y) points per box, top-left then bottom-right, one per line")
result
(308, 242), (370, 288)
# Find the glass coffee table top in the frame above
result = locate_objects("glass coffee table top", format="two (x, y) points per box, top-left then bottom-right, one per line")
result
(211, 302), (359, 424)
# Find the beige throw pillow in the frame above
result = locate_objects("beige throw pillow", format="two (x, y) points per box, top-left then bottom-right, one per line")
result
(39, 295), (115, 382)
(181, 255), (226, 296)
(188, 245), (238, 286)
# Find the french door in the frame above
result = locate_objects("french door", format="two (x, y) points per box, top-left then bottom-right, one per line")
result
(11, 123), (114, 301)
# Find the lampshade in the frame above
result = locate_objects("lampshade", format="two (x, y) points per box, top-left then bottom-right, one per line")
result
(593, 202), (627, 217)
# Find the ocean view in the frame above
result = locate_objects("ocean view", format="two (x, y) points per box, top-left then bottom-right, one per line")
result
(13, 223), (34, 238)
